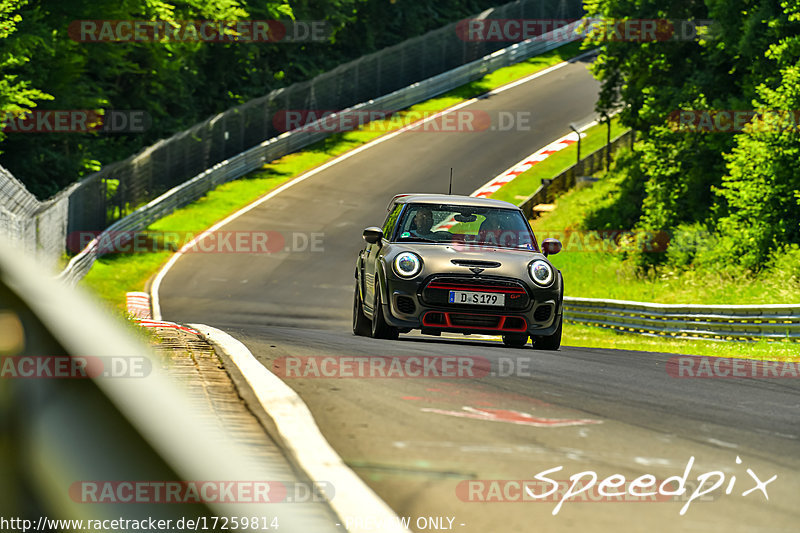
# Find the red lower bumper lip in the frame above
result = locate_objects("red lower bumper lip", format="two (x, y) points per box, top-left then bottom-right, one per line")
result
(422, 311), (527, 332)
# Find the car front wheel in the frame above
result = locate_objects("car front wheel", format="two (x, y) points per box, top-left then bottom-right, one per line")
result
(533, 315), (562, 350)
(371, 284), (399, 340)
(502, 333), (529, 348)
(353, 281), (371, 336)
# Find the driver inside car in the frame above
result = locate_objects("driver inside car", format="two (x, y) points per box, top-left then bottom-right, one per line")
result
(410, 207), (435, 238)
(478, 211), (502, 245)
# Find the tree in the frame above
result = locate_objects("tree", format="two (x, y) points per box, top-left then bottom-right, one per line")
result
(711, 0), (800, 269)
(0, 0), (52, 145)
(583, 0), (799, 270)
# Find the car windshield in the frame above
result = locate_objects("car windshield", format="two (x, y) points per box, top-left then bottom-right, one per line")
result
(394, 203), (537, 250)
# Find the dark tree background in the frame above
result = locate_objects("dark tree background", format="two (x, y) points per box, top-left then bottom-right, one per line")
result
(0, 0), (505, 198)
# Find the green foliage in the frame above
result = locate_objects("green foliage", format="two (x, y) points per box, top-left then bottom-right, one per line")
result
(585, 0), (800, 274)
(0, 0), (53, 144)
(766, 243), (800, 287)
(581, 148), (645, 230)
(663, 222), (716, 269)
(710, 0), (800, 269)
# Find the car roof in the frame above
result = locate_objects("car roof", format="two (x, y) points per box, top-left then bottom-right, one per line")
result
(386, 193), (520, 212)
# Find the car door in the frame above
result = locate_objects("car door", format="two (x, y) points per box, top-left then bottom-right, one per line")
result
(364, 203), (402, 312)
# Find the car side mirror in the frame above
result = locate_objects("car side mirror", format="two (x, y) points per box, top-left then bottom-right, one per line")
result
(541, 238), (562, 257)
(363, 227), (383, 245)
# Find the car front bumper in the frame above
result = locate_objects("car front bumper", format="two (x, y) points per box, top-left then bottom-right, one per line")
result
(381, 274), (561, 337)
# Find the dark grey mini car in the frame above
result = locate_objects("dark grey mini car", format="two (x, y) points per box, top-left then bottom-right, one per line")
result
(353, 194), (563, 349)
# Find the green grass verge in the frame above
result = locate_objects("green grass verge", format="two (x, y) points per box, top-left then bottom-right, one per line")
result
(496, 139), (800, 360)
(531, 163), (800, 305)
(81, 41), (587, 311)
(82, 251), (173, 313)
(490, 116), (627, 204)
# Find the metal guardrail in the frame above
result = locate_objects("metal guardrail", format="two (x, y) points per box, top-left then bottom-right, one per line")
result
(59, 21), (585, 285)
(0, 165), (71, 269)
(563, 296), (800, 340)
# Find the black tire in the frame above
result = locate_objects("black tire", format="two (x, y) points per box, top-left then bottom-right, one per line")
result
(371, 285), (399, 340)
(533, 315), (562, 350)
(353, 282), (371, 336)
(502, 333), (529, 348)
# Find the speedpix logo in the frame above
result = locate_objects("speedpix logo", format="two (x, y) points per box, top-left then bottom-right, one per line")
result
(457, 456), (776, 516)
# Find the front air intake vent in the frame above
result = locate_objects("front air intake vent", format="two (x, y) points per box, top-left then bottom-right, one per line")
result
(449, 313), (501, 328)
(534, 305), (552, 322)
(451, 260), (501, 268)
(396, 296), (416, 314)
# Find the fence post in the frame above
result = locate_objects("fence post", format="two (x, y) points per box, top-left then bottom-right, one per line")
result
(604, 113), (611, 170)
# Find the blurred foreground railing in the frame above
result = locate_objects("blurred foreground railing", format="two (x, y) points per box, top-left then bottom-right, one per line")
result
(0, 237), (330, 530)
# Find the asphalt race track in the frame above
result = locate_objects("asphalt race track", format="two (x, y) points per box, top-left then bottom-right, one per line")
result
(159, 56), (800, 532)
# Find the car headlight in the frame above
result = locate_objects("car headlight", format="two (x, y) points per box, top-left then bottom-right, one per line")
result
(393, 252), (422, 278)
(529, 260), (554, 286)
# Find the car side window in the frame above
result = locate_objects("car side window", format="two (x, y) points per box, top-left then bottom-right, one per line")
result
(382, 204), (402, 240)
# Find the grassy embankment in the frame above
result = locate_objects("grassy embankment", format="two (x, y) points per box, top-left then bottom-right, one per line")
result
(492, 124), (799, 360)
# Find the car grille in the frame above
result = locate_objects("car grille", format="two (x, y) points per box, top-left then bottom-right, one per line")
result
(421, 275), (530, 310)
(423, 311), (527, 332)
